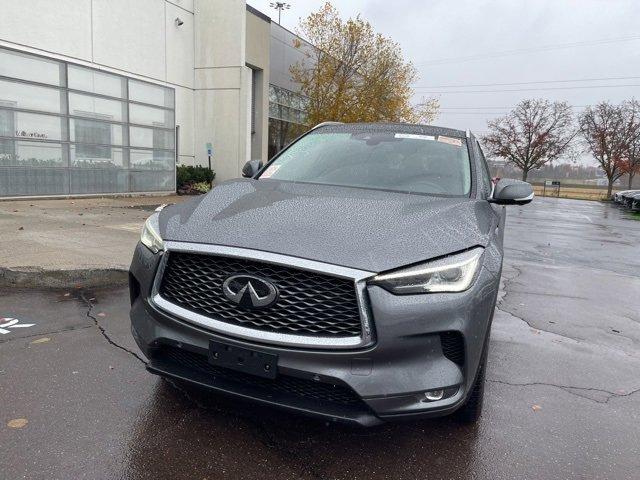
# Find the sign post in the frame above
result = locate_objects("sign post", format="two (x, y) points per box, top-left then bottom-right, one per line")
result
(206, 142), (213, 187)
(544, 180), (560, 197)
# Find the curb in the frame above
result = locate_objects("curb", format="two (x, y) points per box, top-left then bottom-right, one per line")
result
(0, 266), (129, 289)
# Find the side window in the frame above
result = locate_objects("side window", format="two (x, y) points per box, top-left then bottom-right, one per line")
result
(476, 141), (492, 198)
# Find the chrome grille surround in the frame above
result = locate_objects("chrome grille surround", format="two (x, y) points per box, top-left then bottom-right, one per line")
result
(150, 241), (376, 350)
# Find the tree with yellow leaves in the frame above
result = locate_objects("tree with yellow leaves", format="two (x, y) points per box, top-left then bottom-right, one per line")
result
(290, 2), (438, 126)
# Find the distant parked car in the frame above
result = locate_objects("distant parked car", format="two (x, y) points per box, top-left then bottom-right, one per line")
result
(620, 190), (640, 208)
(614, 190), (640, 204)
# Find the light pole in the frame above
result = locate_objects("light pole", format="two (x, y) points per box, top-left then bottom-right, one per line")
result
(269, 2), (290, 25)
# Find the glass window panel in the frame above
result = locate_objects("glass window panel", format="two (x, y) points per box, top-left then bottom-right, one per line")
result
(0, 109), (15, 140)
(0, 79), (63, 113)
(289, 107), (299, 123)
(129, 104), (173, 128)
(69, 92), (125, 122)
(269, 102), (279, 119)
(284, 90), (295, 107)
(0, 48), (62, 85)
(0, 56), (178, 197)
(129, 80), (174, 108)
(0, 139), (13, 156)
(268, 118), (308, 159)
(0, 167), (68, 196)
(0, 140), (64, 167)
(281, 106), (292, 122)
(70, 168), (128, 193)
(130, 149), (174, 170)
(0, 110), (64, 141)
(129, 170), (174, 192)
(70, 145), (123, 168)
(269, 85), (278, 104)
(70, 119), (123, 145)
(129, 126), (174, 149)
(68, 65), (124, 98)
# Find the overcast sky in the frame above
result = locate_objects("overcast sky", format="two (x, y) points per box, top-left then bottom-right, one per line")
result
(248, 0), (640, 163)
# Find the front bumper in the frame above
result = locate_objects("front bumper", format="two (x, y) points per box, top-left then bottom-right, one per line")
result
(129, 242), (500, 426)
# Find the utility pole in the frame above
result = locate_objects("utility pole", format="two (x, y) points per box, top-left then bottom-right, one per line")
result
(269, 2), (290, 25)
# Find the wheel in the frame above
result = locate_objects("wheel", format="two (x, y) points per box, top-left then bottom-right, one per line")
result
(454, 336), (489, 424)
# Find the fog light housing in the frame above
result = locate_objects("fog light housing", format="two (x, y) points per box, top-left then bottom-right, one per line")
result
(424, 389), (445, 401)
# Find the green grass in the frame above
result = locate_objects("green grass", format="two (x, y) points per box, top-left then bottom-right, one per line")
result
(629, 212), (640, 221)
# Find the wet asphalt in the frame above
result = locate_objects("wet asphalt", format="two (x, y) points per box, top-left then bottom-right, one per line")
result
(1, 197), (639, 480)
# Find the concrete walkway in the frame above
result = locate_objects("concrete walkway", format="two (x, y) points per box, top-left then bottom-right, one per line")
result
(0, 195), (186, 287)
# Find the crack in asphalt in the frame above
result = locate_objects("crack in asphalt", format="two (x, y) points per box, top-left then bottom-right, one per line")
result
(497, 264), (585, 342)
(494, 263), (640, 405)
(501, 253), (640, 280)
(80, 292), (147, 365)
(494, 301), (583, 343)
(489, 379), (640, 404)
(507, 291), (590, 300)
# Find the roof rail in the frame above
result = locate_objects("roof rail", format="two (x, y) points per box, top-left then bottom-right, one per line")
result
(312, 121), (343, 129)
(465, 128), (471, 138)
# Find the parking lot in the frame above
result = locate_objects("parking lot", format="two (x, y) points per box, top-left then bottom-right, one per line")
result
(1, 197), (639, 480)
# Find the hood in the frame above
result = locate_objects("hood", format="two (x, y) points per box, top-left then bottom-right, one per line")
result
(159, 179), (494, 273)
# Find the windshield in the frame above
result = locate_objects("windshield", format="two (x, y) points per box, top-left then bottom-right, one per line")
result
(258, 128), (472, 196)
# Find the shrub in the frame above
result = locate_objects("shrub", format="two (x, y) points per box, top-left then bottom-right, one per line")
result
(192, 181), (212, 194)
(177, 165), (215, 195)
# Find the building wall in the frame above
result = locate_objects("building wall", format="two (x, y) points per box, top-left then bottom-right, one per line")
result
(245, 8), (270, 163)
(269, 23), (311, 93)
(194, 0), (249, 181)
(0, 0), (311, 195)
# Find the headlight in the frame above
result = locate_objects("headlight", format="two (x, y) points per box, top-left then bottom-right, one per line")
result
(140, 212), (164, 254)
(370, 247), (484, 294)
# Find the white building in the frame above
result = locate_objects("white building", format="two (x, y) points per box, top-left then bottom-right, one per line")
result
(0, 0), (310, 197)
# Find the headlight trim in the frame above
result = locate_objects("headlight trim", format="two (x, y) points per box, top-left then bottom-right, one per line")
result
(140, 212), (164, 254)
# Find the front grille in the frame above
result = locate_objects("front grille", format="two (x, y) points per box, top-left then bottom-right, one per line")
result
(159, 252), (363, 337)
(440, 331), (465, 366)
(159, 346), (364, 406)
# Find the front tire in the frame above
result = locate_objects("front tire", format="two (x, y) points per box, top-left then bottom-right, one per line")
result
(455, 355), (486, 424)
(455, 332), (490, 424)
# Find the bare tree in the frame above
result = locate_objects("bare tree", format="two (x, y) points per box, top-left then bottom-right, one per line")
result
(579, 101), (640, 196)
(482, 99), (576, 181)
(619, 100), (640, 189)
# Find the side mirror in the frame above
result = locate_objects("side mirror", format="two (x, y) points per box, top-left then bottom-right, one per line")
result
(489, 179), (534, 205)
(242, 159), (263, 178)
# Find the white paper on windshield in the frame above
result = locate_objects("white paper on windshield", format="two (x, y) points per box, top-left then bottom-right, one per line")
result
(394, 133), (435, 141)
(261, 164), (281, 178)
(437, 136), (463, 147)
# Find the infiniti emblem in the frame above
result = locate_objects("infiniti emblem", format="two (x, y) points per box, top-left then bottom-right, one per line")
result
(222, 274), (279, 309)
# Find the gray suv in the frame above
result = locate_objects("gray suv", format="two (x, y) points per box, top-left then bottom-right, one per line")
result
(129, 122), (533, 426)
